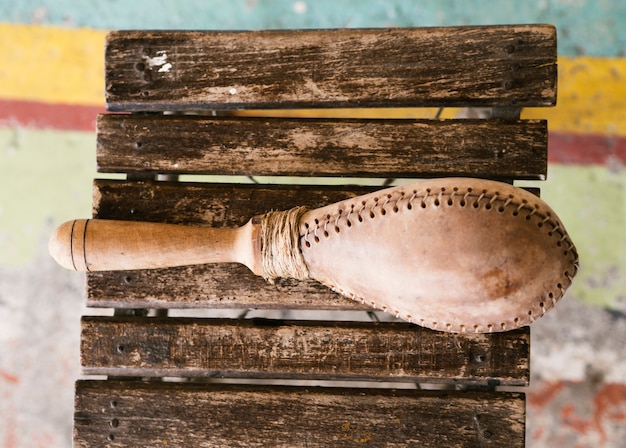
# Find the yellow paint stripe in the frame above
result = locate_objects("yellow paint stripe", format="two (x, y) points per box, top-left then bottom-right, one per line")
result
(522, 56), (626, 136)
(0, 23), (106, 106)
(1, 24), (625, 136)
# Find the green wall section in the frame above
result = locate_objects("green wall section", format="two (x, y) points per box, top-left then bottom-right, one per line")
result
(1, 128), (624, 309)
(0, 128), (95, 265)
(539, 165), (626, 308)
(1, 0), (625, 57)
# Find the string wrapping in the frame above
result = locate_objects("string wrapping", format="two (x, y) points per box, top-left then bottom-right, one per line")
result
(260, 206), (310, 283)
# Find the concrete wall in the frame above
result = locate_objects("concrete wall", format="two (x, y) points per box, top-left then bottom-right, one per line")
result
(1, 1), (625, 446)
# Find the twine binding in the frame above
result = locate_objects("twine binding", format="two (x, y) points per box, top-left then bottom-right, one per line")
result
(260, 206), (310, 283)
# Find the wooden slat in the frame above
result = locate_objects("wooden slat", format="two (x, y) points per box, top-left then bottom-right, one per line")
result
(88, 180), (375, 309)
(105, 25), (556, 111)
(74, 380), (526, 447)
(81, 316), (529, 385)
(92, 180), (376, 226)
(97, 115), (548, 179)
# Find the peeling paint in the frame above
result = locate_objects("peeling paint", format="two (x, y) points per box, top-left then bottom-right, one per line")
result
(144, 50), (171, 72)
(158, 62), (172, 73)
(0, 369), (20, 384)
(530, 381), (626, 446)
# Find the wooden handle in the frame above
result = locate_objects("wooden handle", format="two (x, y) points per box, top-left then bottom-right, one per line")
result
(48, 219), (263, 273)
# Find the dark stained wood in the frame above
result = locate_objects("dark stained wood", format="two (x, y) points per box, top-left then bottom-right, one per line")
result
(81, 317), (530, 385)
(88, 264), (360, 310)
(88, 263), (361, 310)
(105, 26), (556, 111)
(92, 180), (377, 226)
(74, 380), (526, 447)
(97, 115), (548, 180)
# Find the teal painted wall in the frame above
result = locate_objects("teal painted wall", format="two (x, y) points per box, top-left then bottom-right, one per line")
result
(1, 0), (625, 56)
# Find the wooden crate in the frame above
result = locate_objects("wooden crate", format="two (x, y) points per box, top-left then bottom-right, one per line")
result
(75, 25), (556, 447)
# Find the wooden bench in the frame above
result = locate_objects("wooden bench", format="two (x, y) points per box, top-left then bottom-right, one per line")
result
(74, 25), (556, 447)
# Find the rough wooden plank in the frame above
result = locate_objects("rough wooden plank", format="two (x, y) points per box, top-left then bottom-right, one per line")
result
(74, 380), (526, 447)
(81, 317), (530, 385)
(105, 25), (556, 111)
(88, 180), (375, 309)
(97, 115), (548, 179)
(92, 180), (376, 226)
(88, 263), (356, 310)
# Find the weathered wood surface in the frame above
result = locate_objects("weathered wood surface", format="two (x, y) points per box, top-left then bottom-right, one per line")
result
(92, 180), (376, 226)
(105, 26), (556, 111)
(88, 263), (357, 309)
(88, 180), (375, 308)
(81, 317), (530, 385)
(74, 380), (526, 447)
(97, 115), (548, 179)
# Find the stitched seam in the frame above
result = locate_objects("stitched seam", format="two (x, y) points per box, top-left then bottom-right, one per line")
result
(301, 187), (577, 256)
(300, 185), (579, 332)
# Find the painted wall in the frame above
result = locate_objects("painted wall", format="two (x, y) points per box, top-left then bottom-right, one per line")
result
(0, 1), (624, 446)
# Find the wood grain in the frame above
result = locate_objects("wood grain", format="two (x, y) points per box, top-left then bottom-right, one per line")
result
(81, 316), (529, 385)
(92, 180), (377, 226)
(50, 219), (264, 273)
(97, 115), (548, 179)
(74, 380), (526, 447)
(88, 180), (375, 308)
(105, 26), (556, 111)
